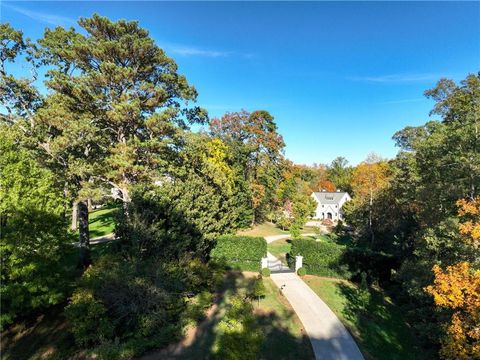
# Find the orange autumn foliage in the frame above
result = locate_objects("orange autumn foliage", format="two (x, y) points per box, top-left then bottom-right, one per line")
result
(351, 161), (390, 202)
(425, 198), (480, 359)
(316, 179), (336, 192)
(425, 262), (480, 360)
(457, 197), (480, 247)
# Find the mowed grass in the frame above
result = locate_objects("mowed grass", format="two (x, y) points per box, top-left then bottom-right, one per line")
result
(304, 276), (425, 360)
(267, 238), (292, 265)
(88, 205), (117, 238)
(238, 222), (288, 237)
(171, 272), (314, 360)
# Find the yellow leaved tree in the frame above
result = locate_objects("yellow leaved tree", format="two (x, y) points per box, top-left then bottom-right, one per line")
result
(425, 197), (480, 359)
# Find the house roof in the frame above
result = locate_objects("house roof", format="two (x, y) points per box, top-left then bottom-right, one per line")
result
(312, 191), (349, 204)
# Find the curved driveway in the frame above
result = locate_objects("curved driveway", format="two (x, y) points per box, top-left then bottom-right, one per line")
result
(266, 234), (364, 360)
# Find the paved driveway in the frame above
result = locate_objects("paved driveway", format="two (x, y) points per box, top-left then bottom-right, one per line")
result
(270, 270), (364, 360)
(265, 233), (364, 360)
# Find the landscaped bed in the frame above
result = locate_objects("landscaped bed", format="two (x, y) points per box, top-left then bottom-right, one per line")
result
(303, 275), (426, 360)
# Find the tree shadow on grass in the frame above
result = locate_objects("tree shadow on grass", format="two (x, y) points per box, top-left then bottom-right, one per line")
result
(336, 282), (423, 360)
(256, 310), (313, 360)
(89, 210), (117, 238)
(0, 304), (77, 360)
(153, 271), (313, 360)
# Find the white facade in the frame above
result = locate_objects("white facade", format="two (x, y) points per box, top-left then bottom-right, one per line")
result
(311, 191), (351, 221)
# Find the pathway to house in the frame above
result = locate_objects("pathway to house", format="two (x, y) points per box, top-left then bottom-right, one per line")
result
(265, 234), (364, 360)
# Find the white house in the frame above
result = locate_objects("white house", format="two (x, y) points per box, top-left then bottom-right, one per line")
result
(311, 190), (351, 222)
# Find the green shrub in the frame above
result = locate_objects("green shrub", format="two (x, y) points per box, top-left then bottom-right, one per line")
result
(249, 275), (267, 306)
(211, 236), (267, 272)
(343, 247), (399, 284)
(289, 238), (351, 278)
(65, 288), (114, 346)
(66, 254), (216, 356)
(289, 238), (398, 282)
(214, 296), (264, 359)
(0, 132), (73, 329)
(185, 291), (215, 324)
(297, 267), (306, 276)
(261, 268), (271, 277)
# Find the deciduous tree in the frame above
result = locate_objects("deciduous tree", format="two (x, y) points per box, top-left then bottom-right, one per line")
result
(210, 110), (285, 224)
(425, 262), (480, 360)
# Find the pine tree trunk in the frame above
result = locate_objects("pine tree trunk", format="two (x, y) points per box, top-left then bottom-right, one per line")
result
(87, 198), (93, 212)
(78, 200), (91, 268)
(71, 201), (78, 231)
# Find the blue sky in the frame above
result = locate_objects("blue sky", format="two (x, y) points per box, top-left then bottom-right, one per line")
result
(2, 1), (479, 165)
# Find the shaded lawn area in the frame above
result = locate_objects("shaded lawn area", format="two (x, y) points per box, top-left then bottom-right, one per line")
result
(267, 238), (292, 265)
(0, 304), (77, 360)
(304, 275), (426, 360)
(238, 222), (288, 237)
(162, 271), (314, 360)
(88, 204), (118, 238)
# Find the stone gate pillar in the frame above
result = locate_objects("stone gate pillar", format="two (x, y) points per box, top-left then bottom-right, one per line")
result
(261, 256), (269, 269)
(295, 255), (303, 272)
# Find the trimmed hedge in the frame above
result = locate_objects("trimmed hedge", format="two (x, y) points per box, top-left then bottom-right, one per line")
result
(211, 235), (267, 272)
(289, 238), (351, 278)
(288, 238), (399, 282)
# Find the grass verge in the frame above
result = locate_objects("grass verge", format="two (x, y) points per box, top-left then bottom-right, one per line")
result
(303, 275), (425, 360)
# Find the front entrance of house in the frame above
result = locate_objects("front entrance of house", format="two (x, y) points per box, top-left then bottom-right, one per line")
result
(327, 212), (333, 220)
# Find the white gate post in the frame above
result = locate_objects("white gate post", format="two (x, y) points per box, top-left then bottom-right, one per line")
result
(295, 255), (303, 272)
(261, 256), (269, 269)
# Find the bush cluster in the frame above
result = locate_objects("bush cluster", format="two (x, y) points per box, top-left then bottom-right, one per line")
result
(344, 248), (400, 284)
(213, 295), (264, 359)
(289, 238), (399, 282)
(289, 238), (351, 278)
(211, 236), (267, 272)
(261, 268), (271, 277)
(66, 255), (222, 358)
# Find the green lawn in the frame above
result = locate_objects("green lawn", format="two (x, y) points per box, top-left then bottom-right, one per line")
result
(267, 238), (292, 265)
(88, 205), (117, 238)
(168, 272), (314, 360)
(303, 276), (425, 360)
(238, 222), (288, 237)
